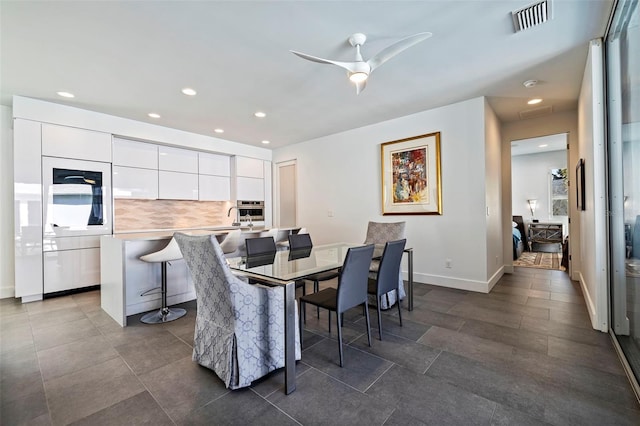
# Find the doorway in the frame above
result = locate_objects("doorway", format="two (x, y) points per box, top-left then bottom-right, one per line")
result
(276, 160), (297, 228)
(511, 133), (569, 271)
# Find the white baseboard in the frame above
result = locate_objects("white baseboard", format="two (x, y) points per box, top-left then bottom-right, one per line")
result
(577, 271), (605, 331)
(487, 266), (505, 292)
(408, 271), (500, 293)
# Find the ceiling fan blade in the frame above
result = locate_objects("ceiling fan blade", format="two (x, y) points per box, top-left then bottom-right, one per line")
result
(367, 32), (432, 71)
(290, 50), (360, 73)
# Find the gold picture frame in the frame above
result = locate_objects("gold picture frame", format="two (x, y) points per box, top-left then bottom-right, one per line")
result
(381, 132), (442, 215)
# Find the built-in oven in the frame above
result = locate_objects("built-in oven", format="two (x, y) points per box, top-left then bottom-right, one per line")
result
(237, 200), (264, 222)
(42, 157), (113, 239)
(41, 157), (112, 294)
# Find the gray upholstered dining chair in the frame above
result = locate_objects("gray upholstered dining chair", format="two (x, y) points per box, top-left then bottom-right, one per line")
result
(298, 244), (375, 367)
(174, 233), (301, 390)
(363, 221), (407, 309)
(367, 239), (406, 340)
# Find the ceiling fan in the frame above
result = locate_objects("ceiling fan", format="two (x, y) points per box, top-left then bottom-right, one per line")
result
(290, 32), (432, 94)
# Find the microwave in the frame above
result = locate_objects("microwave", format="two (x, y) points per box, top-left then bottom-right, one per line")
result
(237, 200), (264, 221)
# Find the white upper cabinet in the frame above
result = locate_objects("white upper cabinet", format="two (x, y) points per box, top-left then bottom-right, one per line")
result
(113, 166), (158, 199)
(159, 146), (198, 173)
(235, 156), (264, 178)
(199, 152), (230, 176)
(42, 123), (111, 162)
(199, 175), (231, 201)
(113, 138), (158, 169)
(159, 171), (198, 200)
(236, 177), (264, 200)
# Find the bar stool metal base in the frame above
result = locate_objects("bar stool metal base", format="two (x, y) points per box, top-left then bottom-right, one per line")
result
(139, 258), (187, 325)
(140, 307), (187, 324)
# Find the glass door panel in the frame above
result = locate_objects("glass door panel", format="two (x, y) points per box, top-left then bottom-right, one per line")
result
(607, 0), (640, 383)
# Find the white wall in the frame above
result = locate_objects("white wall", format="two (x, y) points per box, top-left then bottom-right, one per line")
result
(512, 149), (569, 234)
(0, 106), (14, 298)
(577, 39), (608, 331)
(273, 97), (499, 292)
(501, 110), (579, 275)
(484, 99), (503, 288)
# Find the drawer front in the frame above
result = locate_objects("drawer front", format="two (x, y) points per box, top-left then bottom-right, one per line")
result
(44, 248), (100, 293)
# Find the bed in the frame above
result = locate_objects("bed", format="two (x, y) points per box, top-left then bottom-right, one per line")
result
(512, 215), (527, 260)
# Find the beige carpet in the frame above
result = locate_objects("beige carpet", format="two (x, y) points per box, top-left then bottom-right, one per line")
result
(514, 251), (564, 270)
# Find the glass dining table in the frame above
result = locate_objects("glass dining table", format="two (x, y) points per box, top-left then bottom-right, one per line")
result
(227, 242), (414, 395)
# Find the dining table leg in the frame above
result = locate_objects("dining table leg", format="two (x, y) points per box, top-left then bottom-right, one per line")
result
(283, 280), (297, 394)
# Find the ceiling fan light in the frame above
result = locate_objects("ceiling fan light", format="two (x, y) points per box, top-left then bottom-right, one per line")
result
(349, 72), (368, 83)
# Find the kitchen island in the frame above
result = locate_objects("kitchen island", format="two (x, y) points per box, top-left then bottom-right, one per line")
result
(100, 226), (268, 326)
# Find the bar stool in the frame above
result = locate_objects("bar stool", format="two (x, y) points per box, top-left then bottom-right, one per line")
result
(139, 236), (187, 324)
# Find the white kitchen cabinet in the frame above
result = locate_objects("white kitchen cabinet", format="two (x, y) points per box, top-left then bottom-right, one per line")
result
(113, 166), (159, 199)
(14, 119), (44, 300)
(159, 170), (198, 200)
(199, 152), (230, 176)
(236, 176), (264, 200)
(43, 248), (101, 293)
(113, 138), (158, 169)
(199, 175), (231, 201)
(42, 123), (112, 162)
(159, 146), (198, 173)
(235, 156), (264, 178)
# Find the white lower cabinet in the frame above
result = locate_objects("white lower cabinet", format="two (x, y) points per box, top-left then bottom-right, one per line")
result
(159, 171), (198, 200)
(43, 248), (100, 293)
(113, 166), (158, 199)
(199, 175), (231, 201)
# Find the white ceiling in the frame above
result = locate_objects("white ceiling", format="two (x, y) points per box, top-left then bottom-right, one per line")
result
(511, 133), (567, 156)
(0, 1), (613, 149)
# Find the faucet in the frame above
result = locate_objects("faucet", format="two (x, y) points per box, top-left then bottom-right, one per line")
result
(227, 206), (241, 227)
(245, 213), (253, 228)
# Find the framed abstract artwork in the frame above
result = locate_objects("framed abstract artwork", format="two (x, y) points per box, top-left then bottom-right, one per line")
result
(381, 132), (442, 215)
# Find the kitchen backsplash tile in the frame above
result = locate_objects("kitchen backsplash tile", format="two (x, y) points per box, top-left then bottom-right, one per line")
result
(114, 199), (235, 232)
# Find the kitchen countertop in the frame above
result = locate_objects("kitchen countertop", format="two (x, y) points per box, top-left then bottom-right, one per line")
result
(106, 225), (300, 241)
(108, 226), (265, 241)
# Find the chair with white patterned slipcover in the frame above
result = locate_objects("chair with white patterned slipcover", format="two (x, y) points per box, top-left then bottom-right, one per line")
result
(363, 221), (407, 309)
(174, 233), (301, 390)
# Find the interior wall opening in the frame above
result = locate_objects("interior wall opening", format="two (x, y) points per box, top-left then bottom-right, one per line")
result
(511, 133), (569, 272)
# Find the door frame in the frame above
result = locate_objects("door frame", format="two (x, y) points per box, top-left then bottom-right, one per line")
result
(274, 159), (297, 228)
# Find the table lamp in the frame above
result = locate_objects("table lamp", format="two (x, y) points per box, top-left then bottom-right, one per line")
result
(527, 199), (538, 217)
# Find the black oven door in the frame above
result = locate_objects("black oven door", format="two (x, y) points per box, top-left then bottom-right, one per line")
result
(238, 207), (264, 220)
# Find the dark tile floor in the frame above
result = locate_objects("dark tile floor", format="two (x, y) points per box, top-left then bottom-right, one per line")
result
(2, 267), (639, 425)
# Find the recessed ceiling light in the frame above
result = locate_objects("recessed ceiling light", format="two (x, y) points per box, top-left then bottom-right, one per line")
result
(57, 91), (75, 98)
(261, 140), (270, 145)
(148, 113), (161, 118)
(527, 98), (543, 105)
(181, 88), (197, 96)
(523, 80), (538, 88)
(539, 144), (548, 148)
(214, 128), (224, 134)
(254, 111), (266, 118)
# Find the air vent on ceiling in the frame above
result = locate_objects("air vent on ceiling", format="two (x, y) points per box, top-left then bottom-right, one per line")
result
(512, 0), (552, 32)
(519, 105), (553, 120)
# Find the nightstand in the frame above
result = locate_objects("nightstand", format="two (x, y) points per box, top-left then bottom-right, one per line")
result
(528, 223), (563, 252)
